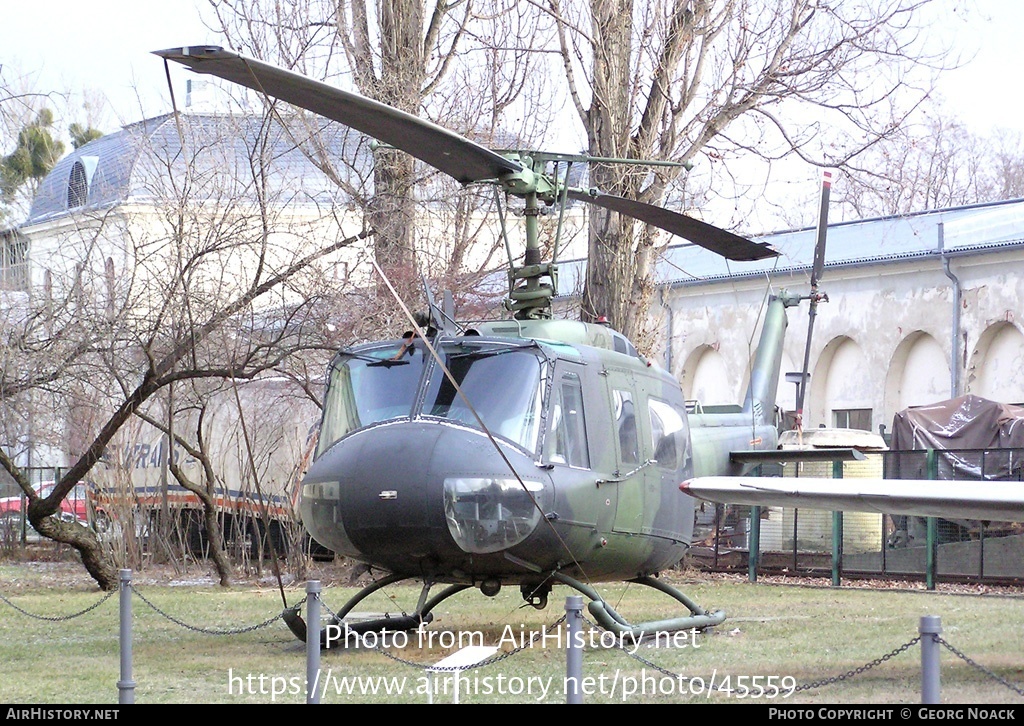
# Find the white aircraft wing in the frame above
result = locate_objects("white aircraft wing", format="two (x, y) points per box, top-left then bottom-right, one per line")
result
(680, 477), (1024, 523)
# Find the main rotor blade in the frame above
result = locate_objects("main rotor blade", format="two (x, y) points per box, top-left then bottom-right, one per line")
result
(810, 169), (832, 287)
(154, 46), (523, 185)
(794, 169), (834, 426)
(567, 190), (776, 261)
(682, 476), (1024, 524)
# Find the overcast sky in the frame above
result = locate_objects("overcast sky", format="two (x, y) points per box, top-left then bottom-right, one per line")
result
(929, 0), (1024, 136)
(2, 0), (1022, 236)
(1, 1), (1022, 134)
(0, 0), (220, 125)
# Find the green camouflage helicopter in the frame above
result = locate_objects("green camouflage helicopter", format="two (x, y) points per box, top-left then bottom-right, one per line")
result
(156, 47), (1024, 645)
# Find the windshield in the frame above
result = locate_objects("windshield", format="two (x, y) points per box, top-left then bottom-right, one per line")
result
(316, 342), (548, 458)
(317, 345), (428, 457)
(422, 345), (546, 453)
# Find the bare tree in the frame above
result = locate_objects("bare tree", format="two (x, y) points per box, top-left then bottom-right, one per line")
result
(541, 0), (952, 348)
(0, 110), (369, 589)
(206, 0), (551, 308)
(127, 374), (319, 587)
(133, 401), (236, 585)
(841, 112), (987, 217)
(984, 129), (1024, 202)
(827, 95), (1024, 220)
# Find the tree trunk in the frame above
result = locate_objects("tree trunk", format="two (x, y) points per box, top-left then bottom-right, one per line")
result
(28, 509), (118, 591)
(166, 415), (236, 588)
(370, 147), (419, 300)
(366, 0), (424, 301)
(582, 0), (657, 343)
(203, 503), (233, 588)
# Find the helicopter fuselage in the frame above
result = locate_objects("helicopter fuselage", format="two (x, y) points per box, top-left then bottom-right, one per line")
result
(300, 318), (720, 589)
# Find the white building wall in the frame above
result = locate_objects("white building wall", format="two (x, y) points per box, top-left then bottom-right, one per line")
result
(660, 244), (1024, 433)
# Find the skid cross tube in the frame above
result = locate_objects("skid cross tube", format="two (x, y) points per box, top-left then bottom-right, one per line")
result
(549, 572), (726, 637)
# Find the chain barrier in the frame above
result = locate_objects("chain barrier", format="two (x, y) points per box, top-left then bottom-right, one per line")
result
(560, 615), (727, 693)
(312, 605), (1001, 700)
(306, 604), (952, 698)
(937, 635), (1024, 698)
(609, 627), (1023, 700)
(0, 589), (116, 622)
(602, 614), (926, 696)
(129, 584), (291, 635)
(793, 636), (921, 692)
(7, 577), (1024, 701)
(575, 614), (652, 665)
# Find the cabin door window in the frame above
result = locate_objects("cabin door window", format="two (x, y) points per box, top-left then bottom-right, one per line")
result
(544, 371), (590, 469)
(613, 389), (640, 467)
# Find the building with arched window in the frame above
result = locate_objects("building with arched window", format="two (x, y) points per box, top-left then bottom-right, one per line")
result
(3, 110), (556, 479)
(558, 198), (1024, 436)
(11, 106), (1024, 448)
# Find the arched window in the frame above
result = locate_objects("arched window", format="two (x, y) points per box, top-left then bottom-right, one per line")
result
(67, 161), (88, 208)
(968, 322), (1024, 403)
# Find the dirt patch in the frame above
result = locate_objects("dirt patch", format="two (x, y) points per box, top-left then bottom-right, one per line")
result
(5, 546), (1023, 597)
(0, 545), (361, 592)
(669, 566), (1024, 597)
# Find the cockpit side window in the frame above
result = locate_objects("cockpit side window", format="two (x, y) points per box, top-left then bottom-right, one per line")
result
(545, 372), (590, 468)
(316, 347), (426, 457)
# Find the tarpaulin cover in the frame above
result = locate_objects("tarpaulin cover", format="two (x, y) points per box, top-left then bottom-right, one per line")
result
(889, 394), (1024, 480)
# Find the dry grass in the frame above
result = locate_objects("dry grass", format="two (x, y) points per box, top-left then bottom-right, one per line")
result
(1, 558), (1023, 704)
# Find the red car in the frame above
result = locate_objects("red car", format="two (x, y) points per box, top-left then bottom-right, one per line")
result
(0, 482), (90, 540)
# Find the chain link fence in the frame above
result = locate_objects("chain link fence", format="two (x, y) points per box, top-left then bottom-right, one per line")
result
(692, 448), (1024, 585)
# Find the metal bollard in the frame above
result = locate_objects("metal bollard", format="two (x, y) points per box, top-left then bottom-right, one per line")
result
(307, 581), (322, 704)
(749, 505), (761, 582)
(832, 460), (843, 587)
(565, 595), (584, 704)
(117, 569), (136, 704)
(920, 615), (942, 704)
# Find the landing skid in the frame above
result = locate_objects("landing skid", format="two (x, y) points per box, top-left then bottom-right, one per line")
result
(283, 571), (725, 646)
(283, 573), (470, 647)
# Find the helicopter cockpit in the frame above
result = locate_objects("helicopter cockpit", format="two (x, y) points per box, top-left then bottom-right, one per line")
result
(316, 338), (548, 458)
(304, 336), (565, 563)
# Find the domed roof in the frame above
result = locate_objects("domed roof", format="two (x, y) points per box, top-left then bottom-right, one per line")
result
(26, 112), (369, 226)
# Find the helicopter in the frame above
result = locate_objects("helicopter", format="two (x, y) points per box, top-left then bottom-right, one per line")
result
(155, 46), (1024, 645)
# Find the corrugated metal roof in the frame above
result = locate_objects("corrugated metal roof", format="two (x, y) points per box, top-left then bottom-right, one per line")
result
(554, 198), (1024, 293)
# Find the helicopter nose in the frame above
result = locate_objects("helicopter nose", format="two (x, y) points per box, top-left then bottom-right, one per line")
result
(300, 421), (550, 568)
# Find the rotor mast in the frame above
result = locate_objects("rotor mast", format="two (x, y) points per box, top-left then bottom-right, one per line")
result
(501, 153), (692, 321)
(502, 155), (559, 320)
(794, 169), (833, 434)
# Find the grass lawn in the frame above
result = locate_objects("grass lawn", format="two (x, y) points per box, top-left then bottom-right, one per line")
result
(1, 560), (1022, 704)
